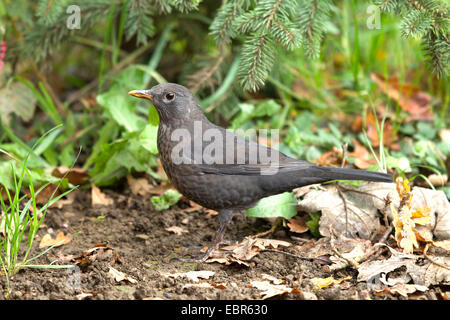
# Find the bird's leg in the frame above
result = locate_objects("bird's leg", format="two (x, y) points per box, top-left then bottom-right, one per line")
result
(176, 209), (234, 263)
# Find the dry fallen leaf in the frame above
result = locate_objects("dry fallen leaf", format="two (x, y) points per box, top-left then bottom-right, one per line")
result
(347, 139), (377, 170)
(287, 216), (309, 234)
(375, 283), (428, 297)
(162, 271), (215, 283)
(52, 166), (89, 185)
(317, 147), (346, 167)
(298, 180), (450, 240)
(73, 244), (121, 267)
(91, 185), (114, 206)
(165, 226), (189, 235)
(39, 231), (71, 248)
(370, 73), (433, 121)
(25, 184), (60, 204)
(310, 276), (352, 291)
(126, 175), (154, 197)
(351, 112), (396, 148)
(206, 237), (291, 265)
(261, 274), (284, 285)
(76, 291), (102, 300)
(250, 280), (300, 299)
(433, 240), (450, 251)
(426, 174), (448, 187)
(357, 248), (418, 283)
(108, 267), (137, 284)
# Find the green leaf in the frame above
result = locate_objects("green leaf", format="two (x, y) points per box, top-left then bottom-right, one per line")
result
(246, 192), (297, 219)
(254, 99), (281, 117)
(230, 103), (255, 129)
(97, 91), (146, 132)
(151, 189), (181, 211)
(139, 124), (158, 154)
(305, 212), (321, 238)
(385, 155), (412, 173)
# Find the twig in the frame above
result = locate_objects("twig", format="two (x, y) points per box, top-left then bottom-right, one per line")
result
(424, 244), (450, 271)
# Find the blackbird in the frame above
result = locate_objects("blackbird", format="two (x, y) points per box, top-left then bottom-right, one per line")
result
(129, 83), (392, 262)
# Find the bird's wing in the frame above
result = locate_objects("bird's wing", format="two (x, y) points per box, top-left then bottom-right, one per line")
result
(187, 160), (315, 176)
(170, 124), (317, 176)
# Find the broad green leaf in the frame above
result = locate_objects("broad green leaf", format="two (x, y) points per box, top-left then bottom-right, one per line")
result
(246, 192), (297, 219)
(97, 91), (146, 132)
(139, 124), (158, 154)
(151, 189), (181, 211)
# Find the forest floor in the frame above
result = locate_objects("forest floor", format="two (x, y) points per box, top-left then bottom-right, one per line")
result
(1, 184), (447, 300)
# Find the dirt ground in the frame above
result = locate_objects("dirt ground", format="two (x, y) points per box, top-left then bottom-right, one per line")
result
(0, 185), (446, 300)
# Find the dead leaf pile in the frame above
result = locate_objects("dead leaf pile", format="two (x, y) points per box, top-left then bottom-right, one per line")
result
(357, 244), (450, 297)
(297, 180), (450, 241)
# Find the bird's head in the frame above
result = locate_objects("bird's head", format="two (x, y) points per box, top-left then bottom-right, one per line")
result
(128, 83), (204, 122)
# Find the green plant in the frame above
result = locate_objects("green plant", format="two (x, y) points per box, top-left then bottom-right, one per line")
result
(0, 147), (76, 297)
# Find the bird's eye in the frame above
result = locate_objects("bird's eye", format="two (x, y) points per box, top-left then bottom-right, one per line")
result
(165, 92), (175, 101)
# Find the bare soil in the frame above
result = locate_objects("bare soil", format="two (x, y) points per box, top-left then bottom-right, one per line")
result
(0, 187), (444, 300)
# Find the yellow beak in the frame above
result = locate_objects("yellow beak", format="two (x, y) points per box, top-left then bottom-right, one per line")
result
(128, 90), (153, 100)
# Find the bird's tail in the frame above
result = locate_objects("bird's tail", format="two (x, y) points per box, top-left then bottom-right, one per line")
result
(313, 166), (392, 183)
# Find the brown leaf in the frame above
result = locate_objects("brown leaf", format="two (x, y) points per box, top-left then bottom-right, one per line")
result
(91, 185), (114, 206)
(25, 184), (60, 204)
(206, 237), (291, 265)
(317, 147), (346, 167)
(73, 244), (122, 267)
(250, 280), (300, 299)
(426, 174), (448, 187)
(39, 231), (71, 248)
(351, 113), (396, 148)
(165, 226), (189, 235)
(52, 166), (89, 185)
(370, 73), (433, 121)
(287, 216), (309, 234)
(108, 267), (137, 284)
(180, 200), (204, 213)
(348, 139), (377, 169)
(375, 284), (428, 297)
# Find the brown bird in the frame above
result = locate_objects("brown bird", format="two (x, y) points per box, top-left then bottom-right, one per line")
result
(129, 83), (392, 262)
